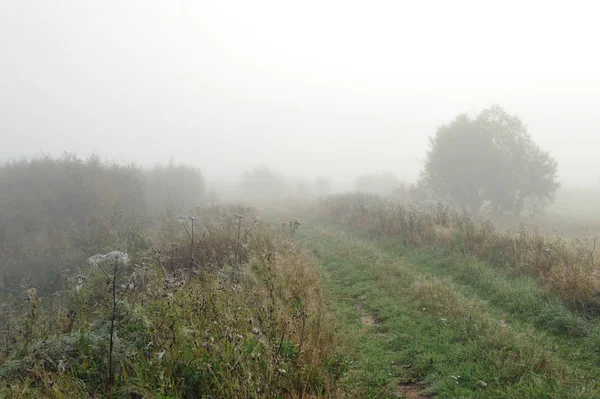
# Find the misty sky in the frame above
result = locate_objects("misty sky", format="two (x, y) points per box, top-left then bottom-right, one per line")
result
(1, 1), (599, 184)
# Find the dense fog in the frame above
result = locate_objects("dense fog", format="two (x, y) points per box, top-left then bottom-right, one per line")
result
(3, 3), (600, 398)
(2, 1), (600, 185)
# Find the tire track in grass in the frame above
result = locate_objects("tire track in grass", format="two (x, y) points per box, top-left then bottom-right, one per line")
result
(297, 223), (600, 398)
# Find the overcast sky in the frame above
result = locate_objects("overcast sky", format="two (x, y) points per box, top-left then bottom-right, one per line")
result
(1, 1), (599, 184)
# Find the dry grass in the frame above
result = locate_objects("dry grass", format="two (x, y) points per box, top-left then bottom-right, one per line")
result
(0, 205), (340, 398)
(318, 193), (600, 313)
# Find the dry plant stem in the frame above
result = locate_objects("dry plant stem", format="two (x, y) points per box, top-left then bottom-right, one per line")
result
(296, 313), (307, 395)
(235, 218), (257, 273)
(235, 216), (242, 268)
(170, 245), (175, 270)
(97, 259), (129, 398)
(108, 261), (117, 398)
(190, 218), (194, 267)
(180, 219), (194, 267)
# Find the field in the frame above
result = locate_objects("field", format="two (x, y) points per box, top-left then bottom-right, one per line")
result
(2, 158), (600, 397)
(293, 213), (600, 398)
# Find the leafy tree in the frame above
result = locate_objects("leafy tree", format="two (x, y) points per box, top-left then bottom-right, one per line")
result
(421, 105), (559, 216)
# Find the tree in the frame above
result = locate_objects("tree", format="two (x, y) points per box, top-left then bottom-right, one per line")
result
(239, 165), (287, 200)
(145, 159), (206, 212)
(421, 105), (559, 216)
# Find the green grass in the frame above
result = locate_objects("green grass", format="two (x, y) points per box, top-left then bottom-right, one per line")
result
(0, 209), (343, 399)
(295, 222), (600, 398)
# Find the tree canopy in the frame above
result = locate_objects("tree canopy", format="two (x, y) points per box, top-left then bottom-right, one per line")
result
(421, 106), (559, 216)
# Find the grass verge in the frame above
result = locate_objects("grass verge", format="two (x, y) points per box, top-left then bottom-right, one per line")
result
(296, 222), (600, 398)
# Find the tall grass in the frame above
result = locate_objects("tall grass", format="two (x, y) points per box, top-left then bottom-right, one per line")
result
(0, 205), (339, 398)
(317, 193), (600, 314)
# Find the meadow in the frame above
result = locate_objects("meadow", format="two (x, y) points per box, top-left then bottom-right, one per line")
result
(3, 156), (600, 398)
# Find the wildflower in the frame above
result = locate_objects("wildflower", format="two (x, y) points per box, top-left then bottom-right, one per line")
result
(477, 380), (488, 387)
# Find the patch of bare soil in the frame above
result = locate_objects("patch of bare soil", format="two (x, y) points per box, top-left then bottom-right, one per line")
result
(356, 303), (376, 328)
(397, 383), (431, 398)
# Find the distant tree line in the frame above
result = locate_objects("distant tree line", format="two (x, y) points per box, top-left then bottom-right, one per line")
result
(237, 165), (331, 201)
(0, 154), (206, 293)
(0, 155), (334, 293)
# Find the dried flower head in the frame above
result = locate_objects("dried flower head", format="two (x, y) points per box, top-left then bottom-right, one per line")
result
(27, 288), (37, 301)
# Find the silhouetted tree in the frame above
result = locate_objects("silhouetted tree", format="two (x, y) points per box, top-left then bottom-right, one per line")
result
(421, 105), (559, 216)
(239, 165), (287, 200)
(145, 159), (205, 212)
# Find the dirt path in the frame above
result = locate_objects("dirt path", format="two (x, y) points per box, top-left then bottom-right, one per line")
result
(356, 302), (376, 328)
(397, 384), (431, 399)
(295, 222), (600, 398)
(355, 302), (431, 398)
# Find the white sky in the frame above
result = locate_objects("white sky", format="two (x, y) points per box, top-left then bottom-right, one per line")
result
(1, 0), (599, 184)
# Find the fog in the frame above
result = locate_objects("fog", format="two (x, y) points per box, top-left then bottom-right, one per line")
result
(1, 1), (599, 184)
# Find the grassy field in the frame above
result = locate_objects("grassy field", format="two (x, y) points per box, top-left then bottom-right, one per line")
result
(0, 206), (344, 398)
(5, 159), (600, 398)
(293, 219), (600, 398)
